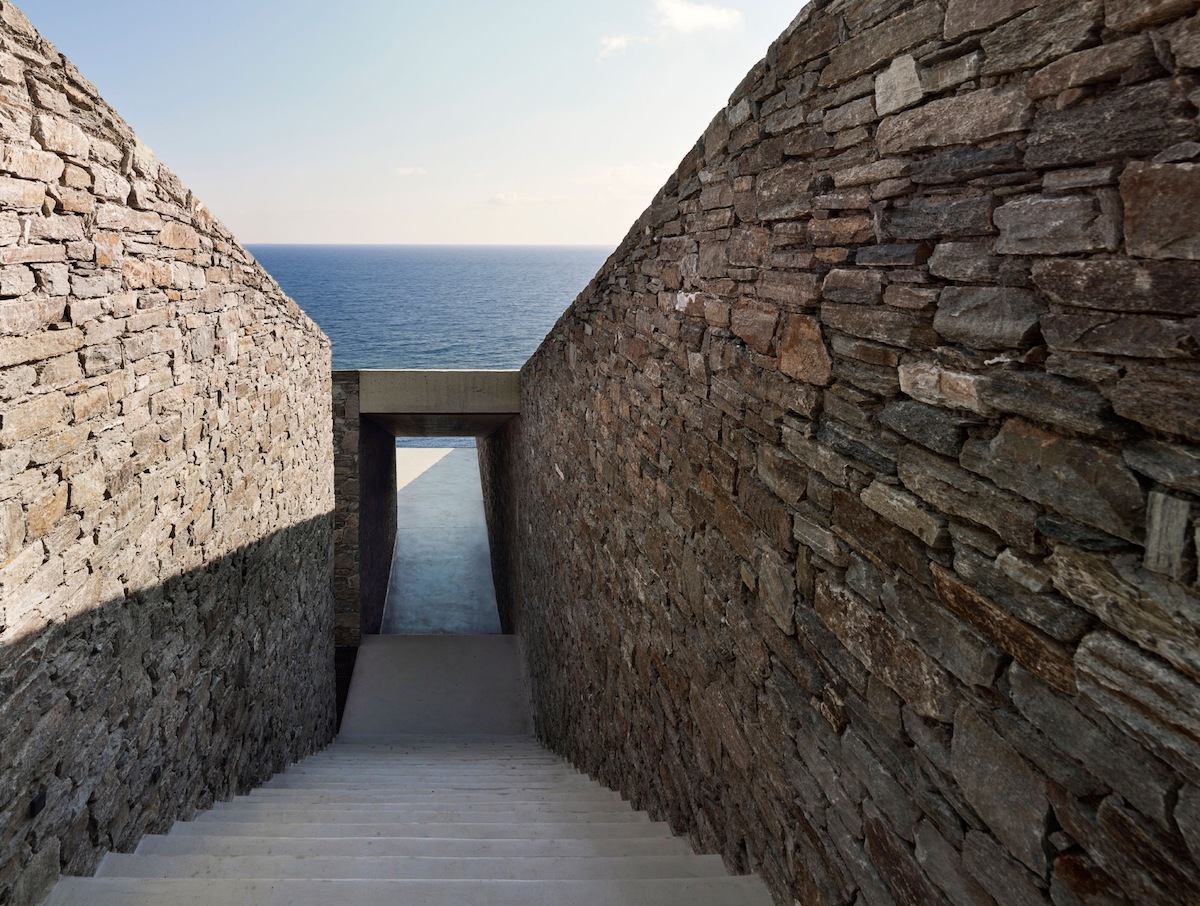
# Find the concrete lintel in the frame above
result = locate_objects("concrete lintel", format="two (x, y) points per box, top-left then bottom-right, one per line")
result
(357, 370), (520, 417)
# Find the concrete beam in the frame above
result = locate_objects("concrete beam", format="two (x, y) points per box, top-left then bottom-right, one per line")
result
(350, 370), (521, 437)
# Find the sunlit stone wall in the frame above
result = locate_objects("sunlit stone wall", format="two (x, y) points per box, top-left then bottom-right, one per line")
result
(0, 4), (335, 902)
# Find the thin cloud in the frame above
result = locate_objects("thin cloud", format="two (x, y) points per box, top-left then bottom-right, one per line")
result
(655, 0), (742, 34)
(484, 192), (573, 207)
(395, 166), (427, 176)
(598, 34), (649, 61)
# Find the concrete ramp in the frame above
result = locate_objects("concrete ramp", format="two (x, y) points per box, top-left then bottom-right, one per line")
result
(338, 635), (533, 741)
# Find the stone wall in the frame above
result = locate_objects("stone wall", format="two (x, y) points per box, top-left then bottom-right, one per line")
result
(0, 4), (335, 903)
(331, 370), (397, 648)
(480, 1), (1200, 903)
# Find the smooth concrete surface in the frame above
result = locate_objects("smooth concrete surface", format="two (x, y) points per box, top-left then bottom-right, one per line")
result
(338, 635), (533, 741)
(358, 369), (519, 437)
(381, 447), (501, 635)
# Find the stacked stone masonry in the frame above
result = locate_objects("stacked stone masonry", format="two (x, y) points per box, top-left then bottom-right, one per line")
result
(0, 4), (336, 904)
(480, 1), (1200, 904)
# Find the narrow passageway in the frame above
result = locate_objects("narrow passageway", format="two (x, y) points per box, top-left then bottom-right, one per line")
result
(381, 444), (501, 634)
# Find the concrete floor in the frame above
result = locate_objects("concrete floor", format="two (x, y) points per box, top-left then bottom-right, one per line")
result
(381, 447), (501, 635)
(338, 635), (534, 741)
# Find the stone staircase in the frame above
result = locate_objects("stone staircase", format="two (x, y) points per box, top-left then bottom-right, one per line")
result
(43, 637), (772, 905)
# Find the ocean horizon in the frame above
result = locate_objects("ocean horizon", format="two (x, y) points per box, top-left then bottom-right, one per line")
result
(248, 244), (611, 446)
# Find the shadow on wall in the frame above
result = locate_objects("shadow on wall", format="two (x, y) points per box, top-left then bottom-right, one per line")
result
(0, 514), (337, 906)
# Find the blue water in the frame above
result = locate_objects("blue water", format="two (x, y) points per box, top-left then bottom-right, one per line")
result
(248, 244), (609, 446)
(247, 245), (609, 371)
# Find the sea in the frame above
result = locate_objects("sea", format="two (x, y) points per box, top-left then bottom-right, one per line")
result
(248, 245), (611, 446)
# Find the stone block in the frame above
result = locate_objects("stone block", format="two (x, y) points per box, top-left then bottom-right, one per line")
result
(1046, 545), (1200, 683)
(962, 418), (1146, 543)
(1, 144), (63, 181)
(821, 1), (944, 87)
(932, 563), (1076, 693)
(887, 195), (996, 241)
(862, 479), (948, 547)
(934, 286), (1043, 350)
(1043, 312), (1197, 359)
(961, 831), (1048, 906)
(875, 54), (925, 116)
(1106, 0), (1197, 30)
(943, 0), (1038, 40)
(914, 820), (995, 906)
(1168, 13), (1200, 67)
(897, 445), (1040, 553)
(975, 369), (1119, 437)
(777, 313), (832, 385)
(809, 214), (872, 246)
(756, 162), (812, 221)
(759, 271), (821, 309)
(863, 803), (950, 906)
(980, 0), (1102, 76)
(994, 195), (1116, 255)
(1076, 631), (1200, 783)
(1032, 257), (1200, 314)
(815, 580), (956, 721)
(1026, 79), (1199, 169)
(1009, 663), (1177, 827)
(879, 400), (974, 458)
(758, 548), (796, 635)
(1122, 162), (1200, 259)
(897, 361), (992, 415)
(1124, 440), (1200, 495)
(855, 243), (930, 267)
(834, 157), (911, 189)
(910, 144), (1024, 186)
(1028, 35), (1155, 98)
(31, 112), (89, 157)
(0, 174), (43, 210)
(730, 299), (778, 354)
(1110, 364), (1200, 442)
(825, 302), (936, 348)
(951, 705), (1051, 874)
(927, 242), (1026, 286)
(824, 96), (877, 133)
(877, 86), (1033, 155)
(823, 269), (882, 305)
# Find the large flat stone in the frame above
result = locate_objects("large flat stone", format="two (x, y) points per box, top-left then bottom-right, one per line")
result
(951, 706), (1050, 875)
(1026, 79), (1199, 169)
(1122, 162), (1200, 259)
(961, 419), (1146, 543)
(877, 86), (1032, 155)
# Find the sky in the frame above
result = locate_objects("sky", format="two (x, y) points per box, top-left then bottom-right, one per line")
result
(17, 1), (806, 246)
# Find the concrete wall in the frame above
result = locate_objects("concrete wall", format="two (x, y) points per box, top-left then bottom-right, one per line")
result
(0, 4), (335, 903)
(480, 1), (1200, 903)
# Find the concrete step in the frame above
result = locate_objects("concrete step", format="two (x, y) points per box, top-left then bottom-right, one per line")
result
(168, 820), (682, 840)
(198, 805), (650, 824)
(135, 834), (695, 859)
(208, 801), (643, 819)
(244, 789), (624, 804)
(261, 778), (605, 791)
(97, 852), (731, 880)
(275, 768), (587, 780)
(45, 876), (775, 905)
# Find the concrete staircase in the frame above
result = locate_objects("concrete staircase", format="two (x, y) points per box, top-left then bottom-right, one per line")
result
(44, 637), (772, 905)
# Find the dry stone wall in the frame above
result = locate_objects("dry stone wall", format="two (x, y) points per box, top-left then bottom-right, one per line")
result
(480, 1), (1200, 903)
(0, 4), (335, 903)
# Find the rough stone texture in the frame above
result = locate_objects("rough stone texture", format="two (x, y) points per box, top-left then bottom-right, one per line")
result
(1121, 162), (1200, 259)
(0, 6), (335, 903)
(478, 2), (1200, 905)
